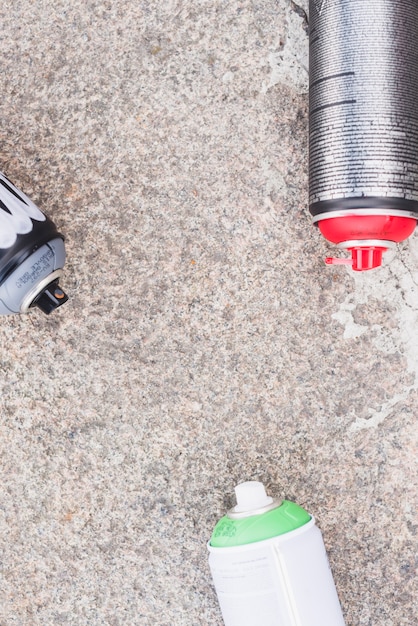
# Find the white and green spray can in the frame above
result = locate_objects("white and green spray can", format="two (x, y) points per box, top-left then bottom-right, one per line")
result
(208, 481), (346, 626)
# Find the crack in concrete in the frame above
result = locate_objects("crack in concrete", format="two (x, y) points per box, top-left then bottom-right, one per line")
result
(262, 2), (309, 94)
(332, 242), (418, 430)
(289, 1), (308, 32)
(349, 385), (415, 433)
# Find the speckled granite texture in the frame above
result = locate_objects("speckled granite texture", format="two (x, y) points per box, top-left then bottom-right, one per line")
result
(0, 1), (416, 625)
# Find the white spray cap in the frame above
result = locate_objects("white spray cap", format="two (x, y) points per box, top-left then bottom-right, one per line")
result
(233, 481), (274, 514)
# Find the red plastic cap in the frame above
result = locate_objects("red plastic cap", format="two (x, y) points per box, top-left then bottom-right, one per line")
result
(318, 214), (416, 244)
(326, 246), (386, 271)
(319, 213), (417, 271)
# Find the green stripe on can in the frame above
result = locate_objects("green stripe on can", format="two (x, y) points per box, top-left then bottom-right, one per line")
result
(210, 500), (311, 548)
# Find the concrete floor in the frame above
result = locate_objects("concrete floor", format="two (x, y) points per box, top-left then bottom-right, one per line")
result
(0, 1), (416, 624)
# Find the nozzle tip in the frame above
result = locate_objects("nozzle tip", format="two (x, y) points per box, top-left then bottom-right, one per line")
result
(32, 281), (68, 314)
(325, 257), (353, 266)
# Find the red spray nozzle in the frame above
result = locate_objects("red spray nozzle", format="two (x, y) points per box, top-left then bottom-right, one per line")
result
(325, 246), (386, 271)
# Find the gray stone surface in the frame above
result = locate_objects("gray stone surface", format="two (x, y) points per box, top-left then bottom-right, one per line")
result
(0, 1), (416, 625)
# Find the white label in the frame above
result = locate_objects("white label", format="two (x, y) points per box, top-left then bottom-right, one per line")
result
(0, 173), (45, 249)
(209, 545), (294, 626)
(208, 524), (346, 626)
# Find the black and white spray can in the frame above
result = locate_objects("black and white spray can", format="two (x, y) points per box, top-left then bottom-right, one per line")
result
(208, 481), (345, 626)
(0, 171), (67, 314)
(309, 0), (418, 270)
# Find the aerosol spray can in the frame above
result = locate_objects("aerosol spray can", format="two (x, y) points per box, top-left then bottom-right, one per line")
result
(0, 171), (67, 314)
(309, 0), (418, 270)
(208, 481), (345, 626)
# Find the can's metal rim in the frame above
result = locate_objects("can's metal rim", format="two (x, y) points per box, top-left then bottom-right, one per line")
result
(312, 208), (418, 224)
(227, 498), (282, 520)
(336, 239), (397, 250)
(20, 269), (63, 313)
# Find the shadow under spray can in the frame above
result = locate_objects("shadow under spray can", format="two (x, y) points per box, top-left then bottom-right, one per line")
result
(0, 171), (67, 315)
(309, 0), (418, 270)
(208, 482), (345, 626)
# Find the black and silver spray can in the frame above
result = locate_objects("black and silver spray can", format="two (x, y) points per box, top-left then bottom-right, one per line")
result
(309, 0), (418, 270)
(0, 171), (67, 314)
